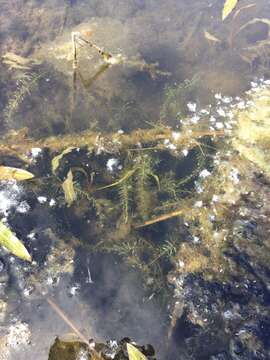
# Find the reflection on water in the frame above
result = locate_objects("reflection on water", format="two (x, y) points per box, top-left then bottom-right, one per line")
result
(0, 0), (270, 359)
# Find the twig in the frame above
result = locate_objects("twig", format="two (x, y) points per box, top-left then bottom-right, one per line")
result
(46, 296), (90, 344)
(45, 295), (104, 358)
(75, 33), (114, 63)
(135, 209), (183, 228)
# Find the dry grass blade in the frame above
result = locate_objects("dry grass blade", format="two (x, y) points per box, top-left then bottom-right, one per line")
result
(238, 18), (270, 34)
(97, 168), (137, 190)
(232, 3), (256, 19)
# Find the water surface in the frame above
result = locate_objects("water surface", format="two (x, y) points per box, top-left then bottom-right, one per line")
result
(0, 0), (270, 359)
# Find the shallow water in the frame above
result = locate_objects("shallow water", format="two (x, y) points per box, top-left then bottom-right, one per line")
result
(0, 0), (270, 359)
(1, 0), (269, 136)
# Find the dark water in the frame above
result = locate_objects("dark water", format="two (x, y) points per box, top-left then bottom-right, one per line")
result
(1, 0), (269, 136)
(0, 0), (270, 359)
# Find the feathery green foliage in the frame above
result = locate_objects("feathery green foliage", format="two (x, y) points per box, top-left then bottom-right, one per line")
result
(160, 75), (200, 121)
(118, 177), (132, 223)
(135, 154), (159, 219)
(4, 72), (43, 124)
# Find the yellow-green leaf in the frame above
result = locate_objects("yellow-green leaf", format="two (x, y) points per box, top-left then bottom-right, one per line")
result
(52, 147), (76, 174)
(62, 170), (76, 207)
(222, 0), (238, 20)
(127, 343), (147, 360)
(0, 221), (32, 261)
(0, 166), (34, 181)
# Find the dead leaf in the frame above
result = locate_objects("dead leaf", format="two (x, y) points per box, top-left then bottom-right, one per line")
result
(222, 0), (238, 20)
(0, 166), (34, 181)
(52, 147), (76, 174)
(204, 30), (221, 43)
(0, 221), (32, 261)
(127, 343), (147, 360)
(62, 170), (76, 207)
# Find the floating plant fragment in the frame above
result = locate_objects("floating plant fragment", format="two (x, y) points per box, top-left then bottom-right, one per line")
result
(62, 170), (76, 207)
(52, 147), (76, 174)
(0, 221), (31, 261)
(222, 0), (238, 20)
(0, 166), (34, 181)
(127, 343), (147, 360)
(204, 30), (221, 43)
(2, 52), (41, 70)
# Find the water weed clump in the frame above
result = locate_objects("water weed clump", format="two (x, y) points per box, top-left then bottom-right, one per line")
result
(169, 80), (270, 279)
(232, 85), (270, 177)
(1, 79), (270, 288)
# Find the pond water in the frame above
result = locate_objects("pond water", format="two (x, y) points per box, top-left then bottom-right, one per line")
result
(0, 0), (270, 359)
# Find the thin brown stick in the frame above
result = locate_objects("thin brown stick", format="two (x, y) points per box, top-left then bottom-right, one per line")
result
(135, 209), (184, 228)
(46, 296), (90, 344)
(75, 34), (113, 62)
(45, 295), (104, 358)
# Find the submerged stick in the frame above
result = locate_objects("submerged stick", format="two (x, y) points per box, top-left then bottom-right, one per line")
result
(0, 127), (224, 158)
(70, 32), (79, 123)
(72, 32), (79, 70)
(75, 34), (114, 63)
(46, 296), (90, 344)
(73, 32), (170, 77)
(135, 209), (184, 228)
(45, 295), (104, 359)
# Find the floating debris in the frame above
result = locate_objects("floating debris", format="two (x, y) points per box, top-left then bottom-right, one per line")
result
(0, 166), (34, 181)
(0, 221), (31, 262)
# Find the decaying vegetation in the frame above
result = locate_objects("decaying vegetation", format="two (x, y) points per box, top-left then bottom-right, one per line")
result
(0, 3), (270, 358)
(1, 2), (270, 292)
(1, 76), (270, 291)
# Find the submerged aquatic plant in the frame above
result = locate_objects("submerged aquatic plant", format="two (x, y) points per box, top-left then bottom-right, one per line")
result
(118, 175), (136, 224)
(134, 154), (159, 219)
(232, 86), (270, 177)
(1, 69), (269, 285)
(160, 75), (199, 122)
(134, 81), (270, 279)
(3, 72), (43, 125)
